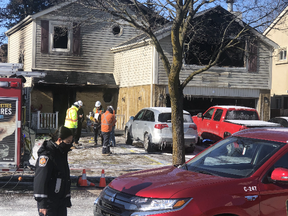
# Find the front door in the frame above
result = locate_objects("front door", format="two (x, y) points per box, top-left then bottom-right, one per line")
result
(53, 86), (76, 127)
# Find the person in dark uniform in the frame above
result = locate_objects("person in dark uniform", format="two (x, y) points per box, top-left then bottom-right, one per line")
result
(74, 100), (84, 145)
(34, 126), (73, 216)
(93, 101), (104, 145)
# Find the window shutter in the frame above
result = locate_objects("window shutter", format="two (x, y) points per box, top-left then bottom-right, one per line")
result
(73, 23), (81, 55)
(248, 40), (258, 73)
(41, 20), (49, 54)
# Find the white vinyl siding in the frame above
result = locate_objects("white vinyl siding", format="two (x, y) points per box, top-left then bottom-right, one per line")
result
(8, 21), (33, 71)
(114, 45), (153, 87)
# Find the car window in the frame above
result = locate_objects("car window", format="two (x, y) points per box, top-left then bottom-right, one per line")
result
(134, 110), (146, 121)
(203, 108), (214, 120)
(158, 113), (192, 123)
(268, 118), (278, 124)
(183, 114), (193, 123)
(263, 151), (288, 183)
(185, 136), (282, 178)
(213, 109), (223, 121)
(274, 152), (288, 169)
(225, 110), (259, 120)
(142, 110), (155, 122)
(280, 119), (288, 127)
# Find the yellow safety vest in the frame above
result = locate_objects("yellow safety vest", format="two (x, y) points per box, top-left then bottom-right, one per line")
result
(64, 105), (79, 129)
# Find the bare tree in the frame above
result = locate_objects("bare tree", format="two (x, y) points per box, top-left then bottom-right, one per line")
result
(78, 0), (286, 165)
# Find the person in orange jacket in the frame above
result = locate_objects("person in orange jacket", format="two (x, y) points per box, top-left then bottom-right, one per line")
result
(101, 106), (116, 155)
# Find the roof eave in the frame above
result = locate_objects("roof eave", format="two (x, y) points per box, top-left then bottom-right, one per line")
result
(263, 5), (288, 36)
(5, 0), (77, 36)
(5, 16), (33, 36)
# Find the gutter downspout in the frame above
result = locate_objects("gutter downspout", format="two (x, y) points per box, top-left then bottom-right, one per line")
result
(151, 46), (158, 106)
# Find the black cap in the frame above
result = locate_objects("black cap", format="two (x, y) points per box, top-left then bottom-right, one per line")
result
(59, 126), (73, 140)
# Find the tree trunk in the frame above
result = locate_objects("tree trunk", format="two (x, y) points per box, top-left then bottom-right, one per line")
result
(169, 67), (185, 166)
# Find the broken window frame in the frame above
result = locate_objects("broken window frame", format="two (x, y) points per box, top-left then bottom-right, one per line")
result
(49, 21), (72, 53)
(184, 37), (247, 68)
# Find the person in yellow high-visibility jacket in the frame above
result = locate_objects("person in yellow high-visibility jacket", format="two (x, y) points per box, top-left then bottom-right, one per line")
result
(64, 102), (79, 141)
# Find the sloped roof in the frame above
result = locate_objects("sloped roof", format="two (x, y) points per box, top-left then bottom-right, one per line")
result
(33, 71), (117, 87)
(112, 5), (279, 52)
(263, 5), (288, 35)
(5, 0), (77, 36)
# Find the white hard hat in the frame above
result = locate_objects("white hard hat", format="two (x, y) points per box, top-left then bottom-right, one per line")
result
(73, 101), (79, 106)
(95, 101), (101, 107)
(78, 100), (83, 106)
(108, 105), (114, 111)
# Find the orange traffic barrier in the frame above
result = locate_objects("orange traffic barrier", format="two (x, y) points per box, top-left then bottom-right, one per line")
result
(99, 169), (106, 188)
(77, 169), (95, 187)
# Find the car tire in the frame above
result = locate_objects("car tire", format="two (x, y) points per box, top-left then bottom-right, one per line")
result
(186, 145), (195, 153)
(143, 133), (154, 153)
(125, 128), (132, 145)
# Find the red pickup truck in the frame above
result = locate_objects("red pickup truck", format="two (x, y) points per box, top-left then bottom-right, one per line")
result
(192, 105), (280, 143)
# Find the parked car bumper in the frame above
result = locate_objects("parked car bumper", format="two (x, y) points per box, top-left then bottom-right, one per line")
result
(152, 136), (198, 147)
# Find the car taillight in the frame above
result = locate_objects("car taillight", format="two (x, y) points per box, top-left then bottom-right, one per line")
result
(189, 124), (197, 130)
(154, 124), (168, 129)
(10, 82), (19, 88)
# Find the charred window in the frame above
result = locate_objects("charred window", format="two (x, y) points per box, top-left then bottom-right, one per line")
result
(53, 26), (68, 49)
(184, 8), (249, 68)
(185, 39), (245, 67)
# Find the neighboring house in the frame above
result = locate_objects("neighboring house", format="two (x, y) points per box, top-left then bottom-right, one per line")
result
(5, 0), (140, 128)
(263, 6), (288, 117)
(113, 6), (278, 123)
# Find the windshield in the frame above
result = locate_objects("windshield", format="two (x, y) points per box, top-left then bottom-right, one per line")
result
(225, 110), (259, 120)
(183, 136), (283, 178)
(158, 113), (192, 123)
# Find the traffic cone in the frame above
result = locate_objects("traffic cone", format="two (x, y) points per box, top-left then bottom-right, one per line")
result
(78, 169), (88, 186)
(99, 169), (106, 188)
(77, 169), (96, 187)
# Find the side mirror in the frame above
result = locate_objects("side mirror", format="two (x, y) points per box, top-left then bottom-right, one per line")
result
(271, 168), (288, 182)
(130, 116), (134, 121)
(197, 113), (203, 118)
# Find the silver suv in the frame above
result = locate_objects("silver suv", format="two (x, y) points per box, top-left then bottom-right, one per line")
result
(124, 107), (198, 153)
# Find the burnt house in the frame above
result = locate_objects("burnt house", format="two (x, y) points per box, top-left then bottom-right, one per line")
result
(112, 6), (278, 122)
(5, 1), (140, 128)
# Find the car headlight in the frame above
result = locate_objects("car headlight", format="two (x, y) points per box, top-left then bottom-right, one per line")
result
(129, 197), (191, 211)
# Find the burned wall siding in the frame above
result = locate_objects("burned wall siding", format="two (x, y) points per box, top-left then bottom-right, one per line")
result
(31, 88), (53, 113)
(8, 21), (33, 71)
(76, 89), (118, 128)
(152, 85), (167, 107)
(117, 85), (151, 124)
(158, 36), (271, 91)
(34, 12), (139, 72)
(114, 45), (153, 87)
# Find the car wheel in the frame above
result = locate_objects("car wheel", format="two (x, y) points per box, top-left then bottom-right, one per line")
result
(125, 128), (132, 145)
(143, 133), (154, 153)
(186, 145), (195, 153)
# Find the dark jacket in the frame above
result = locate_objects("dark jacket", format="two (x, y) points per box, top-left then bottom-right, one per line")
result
(77, 107), (84, 123)
(34, 140), (72, 209)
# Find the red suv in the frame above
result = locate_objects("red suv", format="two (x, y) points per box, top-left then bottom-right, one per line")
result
(94, 127), (288, 216)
